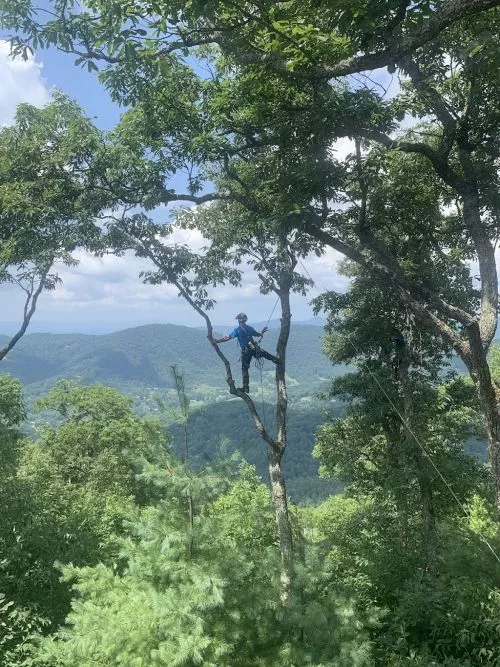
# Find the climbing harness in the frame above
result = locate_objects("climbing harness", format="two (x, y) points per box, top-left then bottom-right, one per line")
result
(234, 304), (279, 428)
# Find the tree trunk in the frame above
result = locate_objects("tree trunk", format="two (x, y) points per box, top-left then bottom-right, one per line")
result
(399, 344), (438, 581)
(385, 428), (412, 550)
(269, 282), (294, 603)
(0, 265), (51, 362)
(463, 323), (500, 507)
(267, 448), (293, 603)
(477, 380), (500, 509)
(412, 447), (438, 584)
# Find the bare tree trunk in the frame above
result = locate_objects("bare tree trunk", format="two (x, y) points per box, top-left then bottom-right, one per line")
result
(268, 447), (293, 601)
(132, 235), (297, 603)
(463, 323), (500, 507)
(477, 381), (500, 508)
(268, 282), (294, 602)
(0, 265), (51, 362)
(384, 426), (412, 550)
(413, 452), (438, 583)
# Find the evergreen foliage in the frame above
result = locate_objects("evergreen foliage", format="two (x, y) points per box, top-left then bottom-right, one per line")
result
(34, 462), (375, 667)
(0, 369), (498, 665)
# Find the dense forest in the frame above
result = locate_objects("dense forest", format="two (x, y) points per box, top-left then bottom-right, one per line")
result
(0, 323), (338, 404)
(2, 0), (500, 664)
(1, 324), (345, 502)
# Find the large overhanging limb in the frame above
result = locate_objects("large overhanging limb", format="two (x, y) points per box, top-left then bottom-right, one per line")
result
(399, 58), (458, 131)
(10, 0), (499, 78)
(367, 56), (498, 351)
(355, 129), (464, 192)
(354, 129), (498, 350)
(397, 284), (467, 353)
(303, 222), (475, 330)
(209, 0), (500, 78)
(98, 170), (224, 208)
(157, 191), (224, 206)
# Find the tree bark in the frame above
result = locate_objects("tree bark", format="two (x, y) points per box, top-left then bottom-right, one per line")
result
(172, 255), (295, 601)
(460, 186), (498, 349)
(321, 114), (500, 504)
(413, 448), (438, 583)
(275, 285), (291, 451)
(462, 323), (500, 506)
(268, 447), (293, 602)
(0, 265), (51, 362)
(269, 282), (294, 602)
(477, 379), (500, 508)
(384, 423), (412, 550)
(398, 342), (438, 582)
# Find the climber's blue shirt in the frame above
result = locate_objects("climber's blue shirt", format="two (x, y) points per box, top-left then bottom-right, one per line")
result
(229, 324), (260, 349)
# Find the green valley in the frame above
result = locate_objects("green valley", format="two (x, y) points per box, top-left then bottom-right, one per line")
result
(1, 323), (346, 503)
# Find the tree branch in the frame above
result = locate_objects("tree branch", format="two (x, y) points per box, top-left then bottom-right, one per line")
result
(355, 129), (464, 191)
(172, 278), (280, 453)
(119, 228), (281, 453)
(0, 264), (51, 362)
(18, 0), (498, 81)
(304, 222), (475, 329)
(157, 191), (224, 206)
(399, 57), (458, 130)
(212, 0), (500, 79)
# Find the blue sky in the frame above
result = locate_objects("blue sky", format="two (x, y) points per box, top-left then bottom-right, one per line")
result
(0, 30), (348, 334)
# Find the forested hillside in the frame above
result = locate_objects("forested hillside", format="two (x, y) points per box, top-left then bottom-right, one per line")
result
(2, 0), (500, 665)
(168, 400), (343, 503)
(1, 324), (345, 502)
(0, 323), (340, 403)
(0, 321), (485, 504)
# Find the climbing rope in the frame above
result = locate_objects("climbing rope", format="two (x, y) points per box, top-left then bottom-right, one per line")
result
(255, 355), (268, 428)
(265, 296), (280, 330)
(257, 296), (280, 428)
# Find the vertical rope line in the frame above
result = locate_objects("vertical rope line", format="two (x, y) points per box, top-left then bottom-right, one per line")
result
(296, 256), (500, 565)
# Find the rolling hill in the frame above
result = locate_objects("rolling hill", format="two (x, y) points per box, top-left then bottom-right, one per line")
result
(0, 323), (345, 403)
(0, 324), (345, 503)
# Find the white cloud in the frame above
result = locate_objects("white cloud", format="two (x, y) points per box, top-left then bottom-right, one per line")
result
(303, 247), (348, 295)
(0, 41), (51, 126)
(331, 137), (355, 162)
(167, 225), (207, 253)
(46, 250), (179, 310)
(7, 232), (346, 329)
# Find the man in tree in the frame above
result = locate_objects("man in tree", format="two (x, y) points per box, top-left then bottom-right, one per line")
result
(213, 313), (278, 393)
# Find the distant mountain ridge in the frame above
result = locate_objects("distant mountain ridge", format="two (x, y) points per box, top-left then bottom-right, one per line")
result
(1, 322), (480, 504)
(205, 317), (326, 330)
(0, 323), (341, 404)
(0, 316), (326, 336)
(0, 323), (343, 504)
